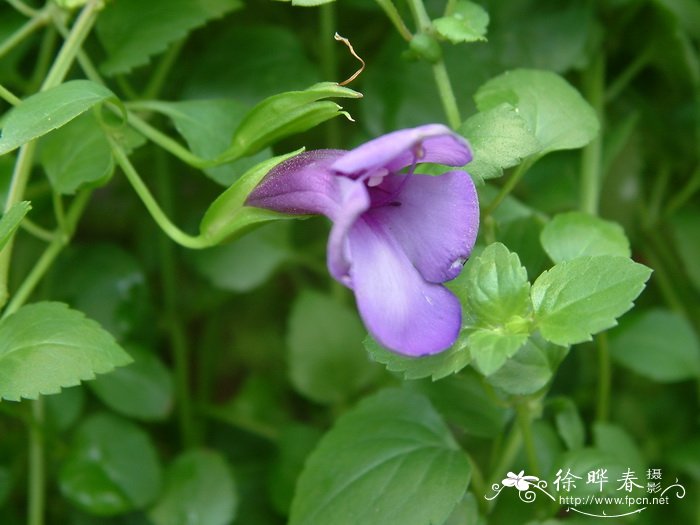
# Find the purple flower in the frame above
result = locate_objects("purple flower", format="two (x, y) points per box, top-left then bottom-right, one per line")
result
(246, 124), (479, 356)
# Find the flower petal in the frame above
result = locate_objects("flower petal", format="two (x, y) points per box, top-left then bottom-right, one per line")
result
(245, 149), (345, 216)
(366, 170), (479, 283)
(346, 216), (462, 356)
(330, 124), (472, 177)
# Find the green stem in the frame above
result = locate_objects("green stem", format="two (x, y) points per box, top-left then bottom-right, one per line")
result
(0, 9), (48, 60)
(3, 191), (91, 319)
(595, 334), (611, 422)
(605, 49), (650, 103)
(109, 139), (210, 249)
(515, 400), (539, 477)
(29, 24), (57, 92)
(155, 150), (197, 448)
(580, 53), (605, 215)
(20, 219), (56, 243)
(374, 0), (413, 41)
(432, 61), (462, 129)
(142, 39), (185, 99)
(0, 83), (21, 106)
(27, 398), (45, 525)
(483, 159), (533, 218)
(666, 165), (700, 216)
(406, 0), (431, 32)
(486, 421), (522, 511)
(7, 0), (38, 17)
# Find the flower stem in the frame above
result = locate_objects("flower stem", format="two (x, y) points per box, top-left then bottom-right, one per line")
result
(486, 422), (522, 511)
(109, 139), (210, 249)
(432, 60), (462, 129)
(483, 158), (533, 217)
(666, 164), (700, 216)
(7, 0), (38, 17)
(0, 9), (48, 60)
(515, 400), (540, 477)
(580, 53), (605, 216)
(0, 83), (21, 105)
(142, 39), (185, 100)
(374, 0), (413, 41)
(27, 398), (45, 525)
(595, 333), (611, 422)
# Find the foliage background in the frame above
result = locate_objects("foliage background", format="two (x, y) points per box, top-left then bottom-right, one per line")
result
(0, 0), (699, 524)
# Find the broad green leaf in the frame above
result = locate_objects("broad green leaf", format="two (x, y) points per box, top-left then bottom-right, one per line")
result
(45, 386), (85, 431)
(0, 201), (30, 252)
(655, 0), (700, 39)
(0, 302), (132, 401)
(199, 150), (302, 245)
(551, 397), (585, 450)
(52, 244), (151, 341)
(411, 371), (510, 438)
(39, 112), (114, 194)
(0, 467), (12, 507)
(468, 329), (528, 376)
(458, 242), (532, 328)
(365, 333), (471, 380)
(268, 425), (323, 515)
(434, 1), (489, 44)
(474, 69), (598, 154)
(220, 83), (361, 161)
(0, 80), (117, 155)
(89, 345), (174, 420)
(190, 222), (289, 292)
(670, 208), (700, 292)
(540, 211), (631, 263)
(96, 0), (243, 75)
(149, 450), (237, 525)
(531, 256), (652, 346)
(59, 413), (162, 515)
(593, 422), (645, 477)
(287, 291), (380, 405)
(135, 99), (271, 186)
(290, 388), (471, 525)
(487, 334), (567, 395)
(459, 103), (541, 180)
(609, 309), (700, 382)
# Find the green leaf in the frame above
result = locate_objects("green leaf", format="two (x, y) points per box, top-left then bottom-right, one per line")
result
(474, 69), (599, 154)
(593, 422), (645, 476)
(89, 345), (174, 420)
(0, 302), (132, 401)
(136, 99), (271, 186)
(59, 413), (162, 515)
(670, 208), (700, 292)
(458, 242), (532, 328)
(0, 80), (117, 155)
(39, 112), (114, 195)
(149, 450), (237, 525)
(551, 397), (585, 450)
(290, 388), (471, 525)
(0, 201), (30, 252)
(540, 211), (631, 263)
(221, 82), (361, 161)
(531, 256), (652, 346)
(287, 291), (380, 405)
(96, 0), (243, 75)
(467, 329), (528, 376)
(487, 334), (567, 395)
(459, 103), (541, 180)
(45, 386), (85, 432)
(609, 309), (700, 382)
(199, 150), (302, 245)
(190, 222), (289, 292)
(365, 333), (471, 380)
(0, 466), (11, 508)
(434, 0), (489, 44)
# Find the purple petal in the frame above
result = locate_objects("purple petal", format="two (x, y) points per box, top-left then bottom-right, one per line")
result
(246, 150), (345, 216)
(330, 124), (472, 177)
(366, 170), (479, 283)
(346, 216), (462, 356)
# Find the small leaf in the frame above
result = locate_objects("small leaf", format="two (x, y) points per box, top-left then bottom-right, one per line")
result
(434, 0), (489, 44)
(551, 397), (585, 450)
(467, 329), (528, 376)
(198, 150), (302, 245)
(540, 211), (631, 263)
(0, 201), (30, 252)
(59, 413), (162, 515)
(487, 334), (568, 395)
(39, 112), (114, 195)
(89, 345), (174, 420)
(287, 291), (380, 405)
(0, 302), (132, 401)
(365, 333), (471, 380)
(45, 386), (85, 432)
(609, 309), (700, 382)
(149, 450), (237, 525)
(96, 0), (243, 75)
(531, 256), (652, 346)
(136, 99), (271, 186)
(670, 208), (700, 292)
(459, 103), (541, 180)
(474, 69), (599, 154)
(289, 388), (471, 525)
(0, 80), (117, 155)
(190, 222), (289, 292)
(220, 83), (361, 161)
